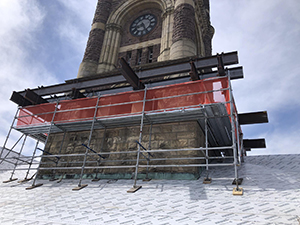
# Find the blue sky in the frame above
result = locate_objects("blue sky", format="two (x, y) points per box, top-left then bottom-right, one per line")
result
(0, 0), (299, 156)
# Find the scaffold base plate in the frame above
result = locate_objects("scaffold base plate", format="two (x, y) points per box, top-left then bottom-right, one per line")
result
(92, 178), (100, 182)
(3, 178), (18, 183)
(26, 183), (43, 190)
(203, 178), (212, 184)
(18, 178), (32, 183)
(232, 178), (243, 185)
(127, 186), (142, 193)
(49, 178), (59, 181)
(233, 187), (244, 195)
(72, 184), (88, 191)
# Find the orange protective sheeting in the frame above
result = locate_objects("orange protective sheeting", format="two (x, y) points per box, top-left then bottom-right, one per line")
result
(16, 77), (232, 127)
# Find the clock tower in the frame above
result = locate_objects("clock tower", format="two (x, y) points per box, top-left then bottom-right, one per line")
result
(77, 0), (214, 78)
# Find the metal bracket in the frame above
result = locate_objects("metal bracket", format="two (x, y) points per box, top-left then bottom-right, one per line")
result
(72, 184), (88, 191)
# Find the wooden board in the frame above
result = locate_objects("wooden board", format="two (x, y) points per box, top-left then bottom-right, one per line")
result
(233, 187), (244, 195)
(203, 178), (212, 184)
(91, 178), (100, 182)
(3, 178), (18, 183)
(26, 183), (43, 190)
(143, 178), (152, 182)
(18, 178), (31, 183)
(127, 186), (142, 193)
(72, 184), (88, 191)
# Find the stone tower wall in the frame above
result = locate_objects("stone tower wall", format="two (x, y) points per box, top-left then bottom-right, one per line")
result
(77, 0), (214, 78)
(47, 0), (214, 180)
(41, 121), (205, 179)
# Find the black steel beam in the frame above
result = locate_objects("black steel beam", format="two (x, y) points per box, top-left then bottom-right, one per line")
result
(138, 51), (238, 79)
(24, 89), (48, 105)
(243, 139), (266, 149)
(189, 61), (199, 81)
(119, 58), (145, 90)
(217, 53), (226, 76)
(70, 88), (86, 99)
(13, 66), (243, 104)
(12, 51), (240, 102)
(10, 91), (33, 107)
(238, 111), (268, 125)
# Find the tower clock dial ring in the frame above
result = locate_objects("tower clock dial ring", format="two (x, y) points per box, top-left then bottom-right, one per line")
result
(130, 14), (157, 37)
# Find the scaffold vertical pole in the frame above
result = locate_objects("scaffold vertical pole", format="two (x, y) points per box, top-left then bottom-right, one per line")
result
(128, 87), (147, 193)
(20, 139), (40, 183)
(235, 116), (242, 165)
(144, 123), (153, 181)
(228, 71), (243, 195)
(74, 94), (101, 190)
(26, 101), (60, 190)
(148, 123), (153, 151)
(0, 108), (19, 159)
(205, 117), (208, 171)
(240, 133), (245, 163)
(203, 114), (211, 184)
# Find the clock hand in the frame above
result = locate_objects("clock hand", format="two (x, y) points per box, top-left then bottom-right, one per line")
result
(142, 22), (146, 29)
(136, 23), (144, 29)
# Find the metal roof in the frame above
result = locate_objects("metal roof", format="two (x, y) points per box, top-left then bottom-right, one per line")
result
(0, 154), (299, 224)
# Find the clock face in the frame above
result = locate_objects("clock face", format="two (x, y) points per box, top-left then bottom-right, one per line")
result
(130, 14), (157, 37)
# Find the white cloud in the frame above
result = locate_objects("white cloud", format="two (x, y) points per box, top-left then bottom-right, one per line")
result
(250, 128), (300, 155)
(211, 0), (300, 155)
(0, 0), (97, 152)
(0, 1), (58, 145)
(56, 0), (97, 53)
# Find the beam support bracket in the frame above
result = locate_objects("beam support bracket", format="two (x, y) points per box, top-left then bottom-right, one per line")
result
(189, 60), (199, 81)
(119, 58), (145, 90)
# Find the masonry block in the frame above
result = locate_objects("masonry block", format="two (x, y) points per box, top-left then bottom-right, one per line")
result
(40, 121), (205, 179)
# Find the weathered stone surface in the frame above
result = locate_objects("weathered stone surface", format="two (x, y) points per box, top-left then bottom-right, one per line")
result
(78, 0), (214, 77)
(172, 3), (196, 43)
(40, 121), (205, 179)
(93, 0), (112, 24)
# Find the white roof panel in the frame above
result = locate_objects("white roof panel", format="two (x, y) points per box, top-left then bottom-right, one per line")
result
(0, 154), (299, 224)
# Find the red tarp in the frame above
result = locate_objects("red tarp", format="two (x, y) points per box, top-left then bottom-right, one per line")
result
(17, 77), (233, 127)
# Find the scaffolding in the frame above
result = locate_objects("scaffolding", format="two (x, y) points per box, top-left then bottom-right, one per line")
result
(1, 72), (245, 194)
